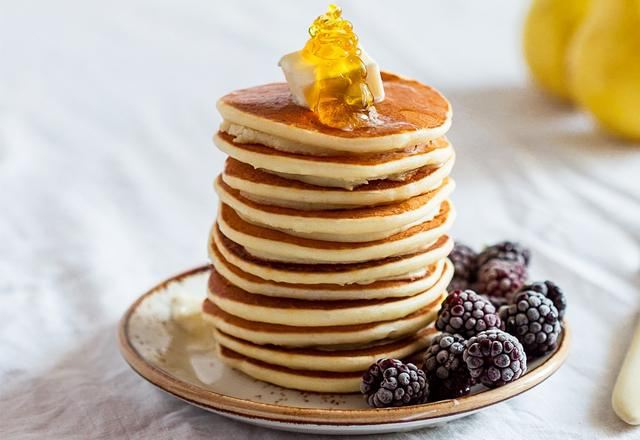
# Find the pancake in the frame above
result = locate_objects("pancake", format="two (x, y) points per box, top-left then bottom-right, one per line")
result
(210, 226), (453, 285)
(217, 71), (452, 155)
(203, 296), (443, 347)
(213, 326), (436, 373)
(217, 345), (363, 393)
(215, 176), (455, 242)
(217, 201), (455, 264)
(214, 132), (453, 189)
(207, 262), (453, 327)
(222, 155), (455, 210)
(210, 242), (448, 300)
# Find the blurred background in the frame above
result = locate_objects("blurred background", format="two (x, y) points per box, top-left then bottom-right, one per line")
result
(1, 1), (639, 438)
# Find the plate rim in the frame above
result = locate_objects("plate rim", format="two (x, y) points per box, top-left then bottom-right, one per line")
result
(118, 264), (571, 426)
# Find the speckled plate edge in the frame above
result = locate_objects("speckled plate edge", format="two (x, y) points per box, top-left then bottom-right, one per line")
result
(118, 265), (570, 426)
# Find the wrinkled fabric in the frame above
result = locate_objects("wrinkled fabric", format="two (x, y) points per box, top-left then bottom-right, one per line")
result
(1, 1), (639, 439)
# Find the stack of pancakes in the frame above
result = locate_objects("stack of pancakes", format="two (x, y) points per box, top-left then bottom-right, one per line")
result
(204, 72), (456, 393)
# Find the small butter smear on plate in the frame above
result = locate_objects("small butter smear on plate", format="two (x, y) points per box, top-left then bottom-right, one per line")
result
(170, 293), (207, 335)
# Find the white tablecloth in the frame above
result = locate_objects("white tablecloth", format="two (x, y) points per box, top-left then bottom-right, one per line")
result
(2, 1), (639, 438)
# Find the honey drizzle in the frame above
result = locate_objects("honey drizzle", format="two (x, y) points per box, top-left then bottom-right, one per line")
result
(302, 4), (378, 130)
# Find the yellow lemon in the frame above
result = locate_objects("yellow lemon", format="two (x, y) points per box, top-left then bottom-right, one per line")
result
(567, 0), (640, 140)
(523, 0), (592, 100)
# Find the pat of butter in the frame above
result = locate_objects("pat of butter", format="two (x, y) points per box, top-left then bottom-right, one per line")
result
(278, 49), (385, 108)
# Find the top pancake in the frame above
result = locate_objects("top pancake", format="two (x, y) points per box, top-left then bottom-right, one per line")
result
(217, 72), (452, 153)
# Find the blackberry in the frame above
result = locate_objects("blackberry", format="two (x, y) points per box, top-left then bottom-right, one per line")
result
(423, 333), (473, 400)
(477, 241), (531, 267)
(501, 291), (561, 357)
(361, 358), (428, 407)
(519, 281), (567, 320)
(475, 259), (527, 305)
(463, 329), (527, 388)
(436, 290), (502, 338)
(449, 242), (478, 286)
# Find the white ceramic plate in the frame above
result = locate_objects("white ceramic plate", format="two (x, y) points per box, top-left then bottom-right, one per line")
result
(118, 265), (570, 435)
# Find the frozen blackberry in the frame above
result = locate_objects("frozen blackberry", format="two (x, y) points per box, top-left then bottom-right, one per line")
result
(501, 291), (561, 357)
(463, 329), (527, 388)
(436, 290), (502, 338)
(423, 333), (473, 400)
(475, 259), (527, 305)
(450, 242), (478, 284)
(361, 358), (428, 408)
(477, 241), (531, 267)
(519, 281), (567, 320)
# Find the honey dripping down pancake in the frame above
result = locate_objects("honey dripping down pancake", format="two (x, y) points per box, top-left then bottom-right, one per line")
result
(298, 4), (376, 130)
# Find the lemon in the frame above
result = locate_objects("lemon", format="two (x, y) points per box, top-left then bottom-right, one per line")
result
(523, 0), (592, 101)
(567, 0), (640, 140)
